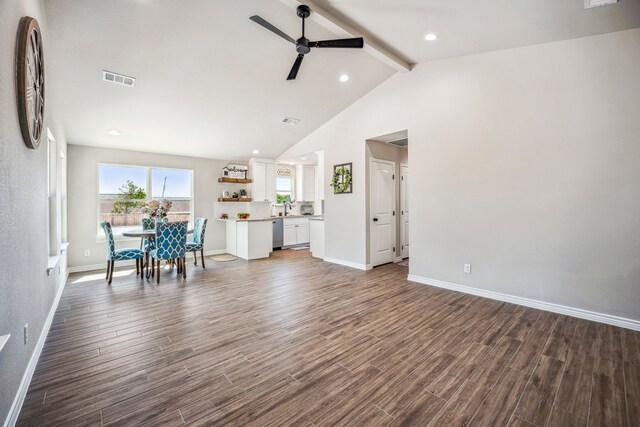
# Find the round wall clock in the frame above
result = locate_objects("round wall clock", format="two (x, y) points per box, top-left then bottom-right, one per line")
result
(16, 16), (45, 149)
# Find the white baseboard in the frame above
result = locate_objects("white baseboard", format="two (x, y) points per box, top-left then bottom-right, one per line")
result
(394, 257), (403, 263)
(407, 275), (640, 331)
(68, 249), (228, 273)
(324, 257), (372, 271)
(4, 278), (67, 427)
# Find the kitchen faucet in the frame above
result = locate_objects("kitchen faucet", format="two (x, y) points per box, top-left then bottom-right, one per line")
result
(284, 202), (293, 216)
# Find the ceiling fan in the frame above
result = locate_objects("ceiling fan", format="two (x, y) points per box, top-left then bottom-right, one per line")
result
(250, 5), (364, 80)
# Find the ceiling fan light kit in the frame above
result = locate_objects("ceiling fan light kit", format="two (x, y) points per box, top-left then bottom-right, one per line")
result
(250, 5), (364, 80)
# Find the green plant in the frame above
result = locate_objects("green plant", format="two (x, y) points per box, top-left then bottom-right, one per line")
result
(112, 180), (147, 215)
(276, 193), (291, 204)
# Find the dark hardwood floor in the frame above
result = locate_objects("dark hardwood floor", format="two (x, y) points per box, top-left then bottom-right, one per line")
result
(18, 249), (639, 426)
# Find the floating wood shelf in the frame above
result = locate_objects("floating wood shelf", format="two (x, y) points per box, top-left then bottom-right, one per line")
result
(217, 198), (252, 202)
(218, 177), (252, 183)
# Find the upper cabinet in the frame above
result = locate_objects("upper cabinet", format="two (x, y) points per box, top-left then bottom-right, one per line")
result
(296, 165), (316, 202)
(249, 159), (276, 202)
(315, 152), (324, 201)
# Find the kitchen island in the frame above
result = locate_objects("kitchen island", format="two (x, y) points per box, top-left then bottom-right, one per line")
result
(218, 218), (273, 260)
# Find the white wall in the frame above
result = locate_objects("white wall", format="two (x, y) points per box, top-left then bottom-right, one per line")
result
(67, 145), (231, 268)
(279, 29), (640, 322)
(0, 0), (69, 422)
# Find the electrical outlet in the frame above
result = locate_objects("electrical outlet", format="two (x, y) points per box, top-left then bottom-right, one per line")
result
(464, 264), (472, 274)
(24, 324), (29, 344)
(84, 249), (91, 257)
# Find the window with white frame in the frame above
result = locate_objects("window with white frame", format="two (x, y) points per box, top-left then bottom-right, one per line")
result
(47, 130), (59, 256)
(276, 176), (293, 204)
(98, 164), (193, 236)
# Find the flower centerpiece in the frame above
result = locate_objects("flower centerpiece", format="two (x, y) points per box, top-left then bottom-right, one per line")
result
(141, 199), (173, 222)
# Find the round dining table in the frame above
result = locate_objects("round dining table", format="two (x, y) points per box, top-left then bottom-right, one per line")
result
(122, 228), (194, 278)
(121, 229), (194, 239)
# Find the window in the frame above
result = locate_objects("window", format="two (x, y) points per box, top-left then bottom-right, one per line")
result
(98, 164), (193, 236)
(47, 130), (59, 256)
(276, 176), (293, 204)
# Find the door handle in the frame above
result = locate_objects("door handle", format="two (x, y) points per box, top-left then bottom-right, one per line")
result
(373, 218), (379, 222)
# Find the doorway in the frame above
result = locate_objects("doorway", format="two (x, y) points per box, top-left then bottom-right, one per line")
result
(366, 130), (409, 268)
(369, 158), (396, 267)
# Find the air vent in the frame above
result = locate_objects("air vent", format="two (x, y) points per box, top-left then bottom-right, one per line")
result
(386, 138), (408, 148)
(281, 117), (301, 126)
(584, 0), (617, 8)
(103, 70), (136, 87)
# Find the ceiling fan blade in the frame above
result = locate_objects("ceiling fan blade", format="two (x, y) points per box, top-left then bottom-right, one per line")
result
(249, 15), (295, 44)
(310, 37), (364, 49)
(287, 54), (304, 80)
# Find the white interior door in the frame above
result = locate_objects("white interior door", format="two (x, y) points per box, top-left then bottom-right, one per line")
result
(400, 164), (409, 259)
(370, 159), (395, 267)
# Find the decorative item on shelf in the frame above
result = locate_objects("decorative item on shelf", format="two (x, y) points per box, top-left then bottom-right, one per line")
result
(331, 162), (352, 194)
(237, 212), (250, 219)
(141, 199), (172, 220)
(16, 17), (45, 149)
(222, 190), (230, 198)
(232, 191), (239, 199)
(226, 164), (248, 179)
(239, 189), (248, 199)
(222, 166), (230, 177)
(221, 213), (229, 219)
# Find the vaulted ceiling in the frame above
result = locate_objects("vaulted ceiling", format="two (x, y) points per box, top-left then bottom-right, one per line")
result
(45, 0), (640, 160)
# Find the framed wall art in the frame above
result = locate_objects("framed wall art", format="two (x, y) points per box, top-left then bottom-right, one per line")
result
(331, 162), (352, 194)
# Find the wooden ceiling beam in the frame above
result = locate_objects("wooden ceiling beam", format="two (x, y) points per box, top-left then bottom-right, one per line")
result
(277, 0), (412, 73)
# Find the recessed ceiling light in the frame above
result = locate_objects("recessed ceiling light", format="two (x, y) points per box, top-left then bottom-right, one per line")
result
(301, 157), (307, 160)
(108, 129), (122, 136)
(289, 162), (295, 165)
(252, 149), (260, 154)
(424, 33), (438, 41)
(339, 74), (350, 82)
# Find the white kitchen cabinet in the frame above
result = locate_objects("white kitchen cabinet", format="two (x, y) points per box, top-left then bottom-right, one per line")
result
(283, 217), (310, 246)
(295, 165), (315, 202)
(296, 224), (309, 244)
(249, 159), (276, 202)
(224, 219), (272, 260)
(283, 225), (297, 246)
(265, 163), (276, 201)
(315, 153), (324, 201)
(310, 219), (324, 259)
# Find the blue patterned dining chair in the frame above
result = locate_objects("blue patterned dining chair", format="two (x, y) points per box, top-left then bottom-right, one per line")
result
(140, 217), (156, 276)
(186, 217), (208, 268)
(100, 221), (145, 285)
(150, 221), (188, 283)
(140, 218), (156, 250)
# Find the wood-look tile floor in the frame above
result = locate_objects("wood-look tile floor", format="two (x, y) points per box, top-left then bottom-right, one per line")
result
(18, 249), (639, 426)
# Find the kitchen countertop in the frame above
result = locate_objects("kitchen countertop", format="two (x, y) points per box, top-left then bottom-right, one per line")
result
(217, 215), (322, 223)
(216, 217), (273, 222)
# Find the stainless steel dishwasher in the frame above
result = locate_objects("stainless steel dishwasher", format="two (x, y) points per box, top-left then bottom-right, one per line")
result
(272, 218), (283, 250)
